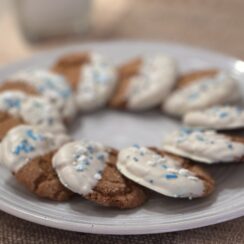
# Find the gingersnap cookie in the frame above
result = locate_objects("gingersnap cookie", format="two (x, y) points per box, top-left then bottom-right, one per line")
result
(53, 52), (118, 111)
(52, 52), (90, 89)
(52, 140), (147, 209)
(163, 71), (240, 117)
(117, 145), (214, 199)
(2, 69), (76, 120)
(176, 69), (218, 88)
(183, 106), (244, 130)
(0, 112), (24, 141)
(0, 125), (72, 201)
(0, 91), (66, 137)
(109, 55), (178, 110)
(163, 128), (244, 164)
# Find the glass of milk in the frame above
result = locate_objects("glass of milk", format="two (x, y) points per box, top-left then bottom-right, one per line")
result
(15, 0), (92, 40)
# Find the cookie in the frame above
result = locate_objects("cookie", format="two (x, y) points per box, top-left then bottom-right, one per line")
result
(15, 151), (73, 201)
(163, 128), (244, 164)
(53, 52), (118, 111)
(117, 145), (214, 199)
(3, 70), (76, 120)
(52, 52), (90, 89)
(52, 140), (147, 209)
(176, 69), (218, 88)
(163, 71), (240, 117)
(183, 106), (244, 130)
(0, 125), (72, 200)
(109, 55), (178, 110)
(0, 91), (66, 136)
(0, 111), (24, 141)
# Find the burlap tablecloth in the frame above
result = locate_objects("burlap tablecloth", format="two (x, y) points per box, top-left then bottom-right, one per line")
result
(1, 212), (244, 243)
(1, 0), (244, 243)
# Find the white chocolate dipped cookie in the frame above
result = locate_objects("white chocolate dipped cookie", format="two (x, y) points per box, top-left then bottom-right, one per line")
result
(52, 52), (118, 111)
(52, 140), (147, 208)
(163, 128), (244, 164)
(0, 91), (66, 134)
(109, 55), (178, 110)
(183, 106), (244, 130)
(4, 69), (76, 120)
(0, 125), (69, 173)
(52, 140), (110, 195)
(117, 145), (214, 198)
(0, 125), (72, 201)
(76, 53), (118, 111)
(163, 71), (241, 117)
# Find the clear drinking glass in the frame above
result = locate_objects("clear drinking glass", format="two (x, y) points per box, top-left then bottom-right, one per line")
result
(15, 0), (92, 40)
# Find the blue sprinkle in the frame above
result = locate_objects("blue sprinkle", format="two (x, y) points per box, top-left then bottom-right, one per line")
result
(38, 79), (71, 99)
(165, 173), (178, 180)
(219, 112), (228, 118)
(61, 89), (71, 98)
(132, 144), (140, 148)
(180, 128), (193, 135)
(133, 157), (139, 162)
(188, 93), (199, 100)
(196, 135), (204, 141)
(75, 154), (80, 160)
(48, 118), (54, 125)
(97, 154), (105, 161)
(228, 143), (233, 150)
(85, 160), (90, 165)
(13, 140), (35, 155)
(26, 130), (44, 141)
(75, 164), (85, 171)
(200, 83), (208, 91)
(4, 98), (21, 108)
(161, 164), (168, 169)
(87, 145), (94, 153)
(94, 72), (107, 84)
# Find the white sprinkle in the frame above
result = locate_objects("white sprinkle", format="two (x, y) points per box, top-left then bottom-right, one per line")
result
(166, 168), (178, 174)
(77, 155), (87, 163)
(94, 173), (102, 180)
(188, 176), (199, 181)
(178, 168), (190, 176)
(147, 160), (156, 166)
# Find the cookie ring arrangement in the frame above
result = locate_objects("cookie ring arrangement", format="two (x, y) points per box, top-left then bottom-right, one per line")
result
(0, 51), (243, 210)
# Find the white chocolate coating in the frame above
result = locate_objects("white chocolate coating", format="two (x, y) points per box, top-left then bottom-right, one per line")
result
(0, 91), (66, 133)
(20, 96), (66, 133)
(52, 140), (109, 195)
(76, 53), (117, 111)
(163, 129), (244, 164)
(117, 145), (205, 198)
(0, 91), (26, 116)
(126, 55), (178, 110)
(163, 72), (240, 116)
(10, 70), (76, 120)
(0, 125), (69, 173)
(184, 106), (244, 130)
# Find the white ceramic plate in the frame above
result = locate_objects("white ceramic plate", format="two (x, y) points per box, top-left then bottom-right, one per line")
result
(0, 41), (244, 235)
